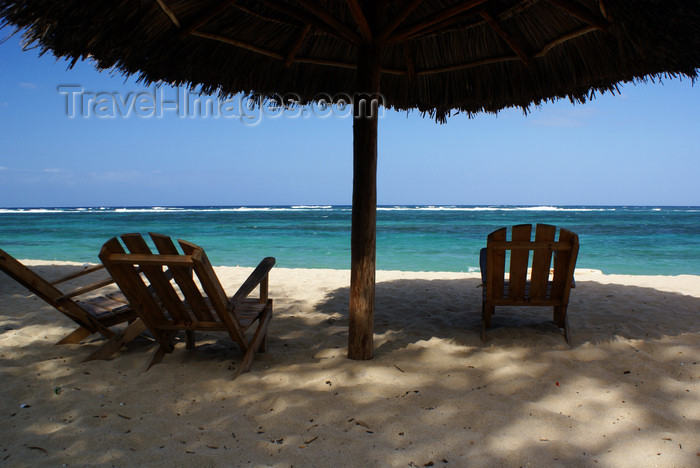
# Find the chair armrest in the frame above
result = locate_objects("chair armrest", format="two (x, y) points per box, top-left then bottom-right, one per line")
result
(227, 257), (276, 311)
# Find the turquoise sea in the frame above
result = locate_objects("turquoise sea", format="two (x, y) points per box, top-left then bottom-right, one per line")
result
(0, 206), (699, 275)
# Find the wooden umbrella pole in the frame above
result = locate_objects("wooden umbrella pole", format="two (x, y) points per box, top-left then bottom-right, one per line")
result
(348, 43), (382, 360)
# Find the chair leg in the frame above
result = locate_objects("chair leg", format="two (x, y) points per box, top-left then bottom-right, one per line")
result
(554, 306), (571, 344)
(235, 301), (272, 378)
(146, 345), (169, 371)
(483, 304), (494, 328)
(481, 303), (494, 343)
(185, 331), (195, 350)
(553, 305), (567, 328)
(145, 331), (177, 371)
(56, 326), (92, 345)
(83, 319), (147, 361)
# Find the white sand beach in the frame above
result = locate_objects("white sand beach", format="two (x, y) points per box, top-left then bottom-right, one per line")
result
(1, 261), (699, 467)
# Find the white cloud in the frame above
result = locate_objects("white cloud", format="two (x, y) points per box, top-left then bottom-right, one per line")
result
(19, 82), (38, 89)
(43, 168), (64, 173)
(0, 166), (7, 171)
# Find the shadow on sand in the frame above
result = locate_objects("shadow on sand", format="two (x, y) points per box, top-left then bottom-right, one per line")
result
(1, 266), (699, 466)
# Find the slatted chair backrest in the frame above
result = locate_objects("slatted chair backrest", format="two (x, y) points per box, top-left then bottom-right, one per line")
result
(149, 233), (214, 322)
(119, 234), (193, 325)
(100, 233), (250, 351)
(99, 236), (187, 352)
(550, 227), (579, 304)
(177, 239), (249, 348)
(529, 224), (557, 300)
(485, 227), (507, 302)
(485, 224), (579, 305)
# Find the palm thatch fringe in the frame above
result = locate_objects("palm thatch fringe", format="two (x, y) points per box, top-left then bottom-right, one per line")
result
(1, 0), (698, 121)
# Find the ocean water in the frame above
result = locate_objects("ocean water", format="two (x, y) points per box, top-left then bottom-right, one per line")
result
(0, 206), (698, 275)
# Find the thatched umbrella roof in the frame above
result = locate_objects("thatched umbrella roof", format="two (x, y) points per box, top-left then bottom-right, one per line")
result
(3, 1), (699, 118)
(3, 0), (700, 359)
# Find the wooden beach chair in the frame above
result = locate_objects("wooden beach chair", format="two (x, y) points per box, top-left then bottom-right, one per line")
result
(0, 247), (137, 347)
(480, 224), (579, 343)
(99, 233), (275, 376)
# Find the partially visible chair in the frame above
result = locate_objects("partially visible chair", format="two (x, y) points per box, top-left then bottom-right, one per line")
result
(480, 224), (579, 343)
(0, 248), (136, 347)
(99, 233), (275, 377)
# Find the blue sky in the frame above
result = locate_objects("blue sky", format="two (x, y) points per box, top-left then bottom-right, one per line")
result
(1, 33), (699, 207)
